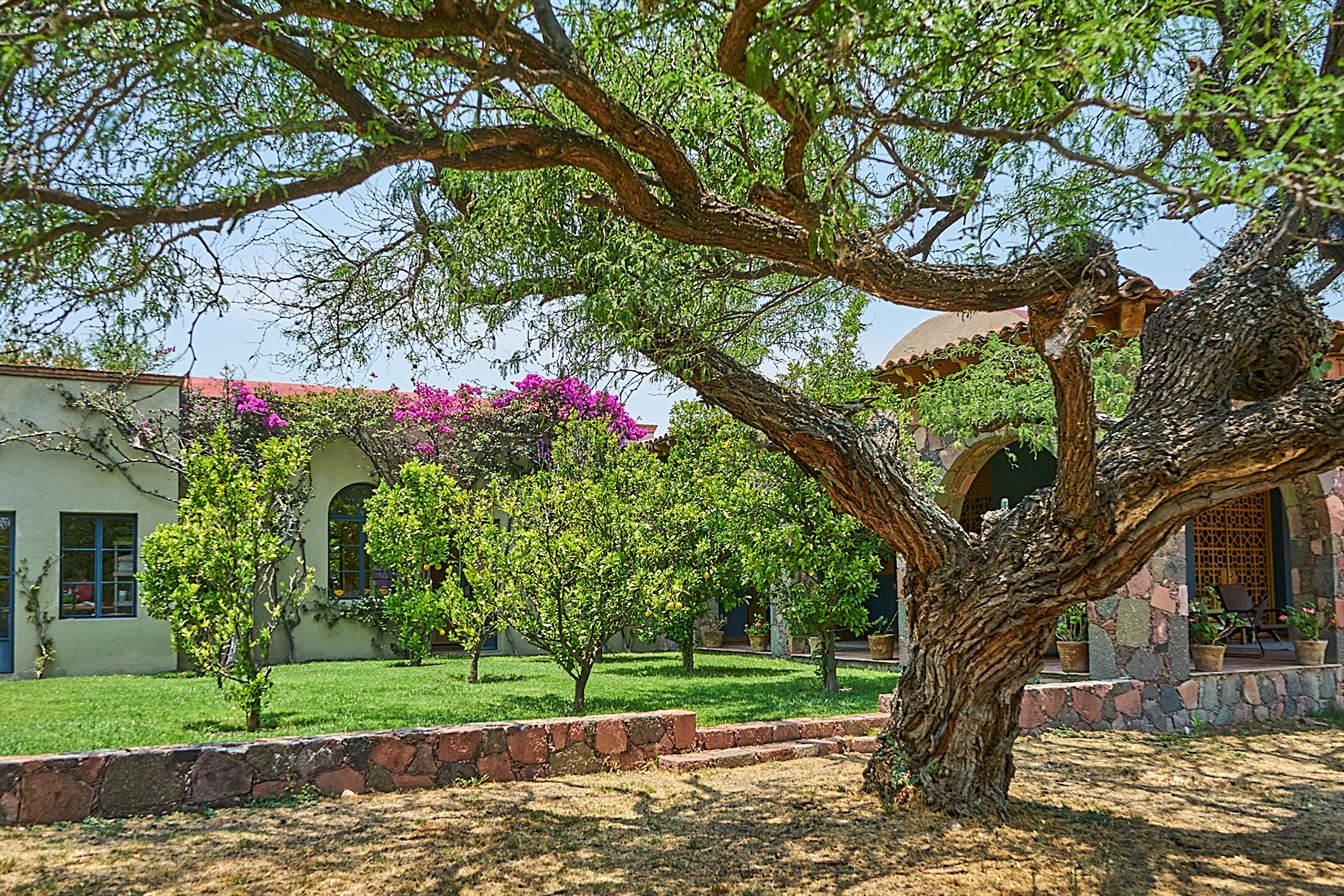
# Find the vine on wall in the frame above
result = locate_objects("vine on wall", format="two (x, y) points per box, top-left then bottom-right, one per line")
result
(18, 558), (55, 678)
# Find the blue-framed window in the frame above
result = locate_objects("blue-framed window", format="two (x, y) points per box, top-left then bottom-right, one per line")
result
(59, 514), (138, 618)
(1, 512), (14, 673)
(329, 484), (388, 598)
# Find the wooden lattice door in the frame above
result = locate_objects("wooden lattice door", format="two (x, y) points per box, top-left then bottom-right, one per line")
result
(1190, 491), (1274, 605)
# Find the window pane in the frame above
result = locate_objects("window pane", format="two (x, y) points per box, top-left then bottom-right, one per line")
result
(103, 516), (135, 548)
(340, 569), (362, 596)
(62, 550), (95, 584)
(62, 583), (96, 617)
(0, 580), (10, 634)
(101, 582), (135, 616)
(0, 514), (11, 547)
(0, 546), (9, 574)
(62, 516), (95, 549)
(104, 548), (136, 580)
(330, 484), (373, 516)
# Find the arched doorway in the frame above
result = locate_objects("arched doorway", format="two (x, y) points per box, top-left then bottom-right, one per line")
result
(957, 441), (1059, 533)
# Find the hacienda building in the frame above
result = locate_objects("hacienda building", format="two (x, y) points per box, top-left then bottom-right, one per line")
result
(3, 275), (1344, 733)
(0, 365), (611, 679)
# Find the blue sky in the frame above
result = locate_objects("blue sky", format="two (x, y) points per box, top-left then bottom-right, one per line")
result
(164, 212), (1343, 429)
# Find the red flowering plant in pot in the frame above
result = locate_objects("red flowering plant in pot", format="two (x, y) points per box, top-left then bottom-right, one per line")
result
(1280, 602), (1337, 666)
(745, 617), (772, 652)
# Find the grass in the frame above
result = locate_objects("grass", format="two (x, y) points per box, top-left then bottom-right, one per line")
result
(3, 724), (1342, 895)
(0, 651), (896, 756)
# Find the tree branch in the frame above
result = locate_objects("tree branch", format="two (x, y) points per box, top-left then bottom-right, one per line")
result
(1027, 255), (1113, 523)
(639, 327), (967, 572)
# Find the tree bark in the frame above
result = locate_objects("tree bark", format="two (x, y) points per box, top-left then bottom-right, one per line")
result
(573, 664), (592, 713)
(468, 640), (481, 683)
(863, 575), (1057, 816)
(820, 626), (838, 693)
(245, 699), (262, 733)
(680, 637), (695, 673)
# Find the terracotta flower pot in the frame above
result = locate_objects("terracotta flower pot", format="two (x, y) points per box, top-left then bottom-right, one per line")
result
(1293, 639), (1327, 666)
(808, 636), (823, 655)
(867, 634), (896, 660)
(1056, 640), (1089, 674)
(748, 632), (769, 651)
(789, 637), (809, 656)
(700, 630), (723, 649)
(1191, 643), (1226, 673)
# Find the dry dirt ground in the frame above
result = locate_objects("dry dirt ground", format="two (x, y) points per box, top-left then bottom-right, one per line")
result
(2, 724), (1342, 896)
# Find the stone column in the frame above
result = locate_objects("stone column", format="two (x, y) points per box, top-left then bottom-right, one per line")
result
(768, 592), (787, 659)
(894, 556), (912, 666)
(1087, 531), (1191, 685)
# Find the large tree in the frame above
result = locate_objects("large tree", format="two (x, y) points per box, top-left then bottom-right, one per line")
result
(4, 1), (1344, 813)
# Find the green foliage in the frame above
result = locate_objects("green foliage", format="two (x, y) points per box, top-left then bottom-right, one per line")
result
(1055, 603), (1088, 643)
(915, 336), (1143, 452)
(1281, 600), (1336, 640)
(493, 421), (669, 710)
(16, 558), (56, 678)
(636, 404), (752, 671)
(363, 460), (505, 674)
(139, 427), (312, 730)
(671, 402), (884, 691)
(6, 1), (1342, 370)
(1188, 587), (1244, 646)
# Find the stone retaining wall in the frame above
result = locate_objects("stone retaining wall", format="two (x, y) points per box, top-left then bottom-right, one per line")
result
(0, 710), (696, 826)
(877, 665), (1344, 735)
(695, 713), (886, 750)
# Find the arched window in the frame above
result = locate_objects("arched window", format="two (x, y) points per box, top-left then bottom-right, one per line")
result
(328, 484), (377, 599)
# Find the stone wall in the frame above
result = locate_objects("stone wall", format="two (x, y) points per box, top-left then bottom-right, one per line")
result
(0, 710), (695, 826)
(878, 665), (1344, 736)
(1018, 665), (1344, 734)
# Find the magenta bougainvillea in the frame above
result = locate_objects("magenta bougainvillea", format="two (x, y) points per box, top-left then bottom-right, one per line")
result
(232, 382), (288, 431)
(491, 375), (645, 443)
(391, 375), (644, 473)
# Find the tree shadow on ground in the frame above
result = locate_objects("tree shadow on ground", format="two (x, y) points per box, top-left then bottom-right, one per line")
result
(4, 727), (1341, 896)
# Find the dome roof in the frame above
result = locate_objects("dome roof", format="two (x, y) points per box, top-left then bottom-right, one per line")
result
(879, 309), (1029, 368)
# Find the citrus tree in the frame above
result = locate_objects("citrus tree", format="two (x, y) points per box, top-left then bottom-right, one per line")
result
(494, 420), (666, 711)
(139, 427), (311, 731)
(363, 459), (505, 676)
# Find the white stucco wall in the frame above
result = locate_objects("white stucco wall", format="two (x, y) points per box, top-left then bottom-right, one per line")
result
(0, 368), (181, 678)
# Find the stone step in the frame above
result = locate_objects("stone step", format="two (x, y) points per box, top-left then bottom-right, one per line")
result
(694, 713), (887, 751)
(659, 735), (880, 773)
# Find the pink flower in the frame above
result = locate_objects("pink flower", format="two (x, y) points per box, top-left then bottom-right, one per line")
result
(1279, 614), (1288, 622)
(1304, 607), (1316, 614)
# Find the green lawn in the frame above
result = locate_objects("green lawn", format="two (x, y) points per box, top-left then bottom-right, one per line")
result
(0, 652), (896, 756)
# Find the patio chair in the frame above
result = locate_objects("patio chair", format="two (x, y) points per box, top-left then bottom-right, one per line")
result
(1215, 584), (1288, 657)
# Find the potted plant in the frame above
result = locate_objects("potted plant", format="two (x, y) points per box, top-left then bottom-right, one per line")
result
(1280, 602), (1336, 666)
(696, 615), (724, 649)
(789, 631), (810, 656)
(1189, 588), (1241, 673)
(865, 615), (896, 660)
(745, 617), (771, 651)
(1054, 603), (1089, 673)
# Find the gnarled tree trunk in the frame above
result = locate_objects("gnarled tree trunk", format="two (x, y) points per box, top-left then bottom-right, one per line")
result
(862, 571), (1058, 814)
